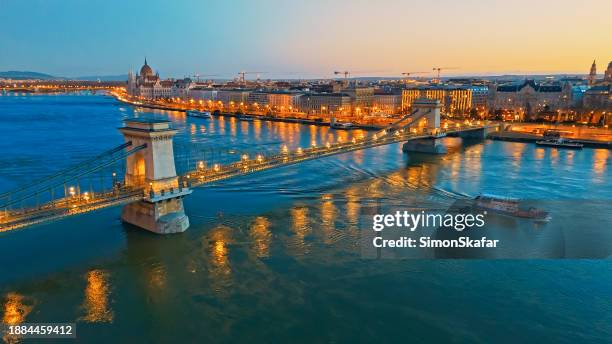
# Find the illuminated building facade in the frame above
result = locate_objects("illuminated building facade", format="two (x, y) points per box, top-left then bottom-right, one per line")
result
(469, 86), (489, 111)
(127, 59), (173, 99)
(583, 85), (611, 110)
(188, 88), (217, 102)
(488, 80), (563, 118)
(171, 78), (196, 99)
(268, 91), (301, 110)
(186, 88), (250, 108)
(342, 86), (374, 111)
(401, 86), (473, 115)
(373, 91), (402, 115)
(298, 93), (352, 115)
(560, 81), (589, 108)
(246, 91), (301, 112)
(127, 59), (195, 100)
(445, 88), (472, 115)
(401, 89), (421, 111)
(247, 92), (270, 106)
(215, 89), (251, 104)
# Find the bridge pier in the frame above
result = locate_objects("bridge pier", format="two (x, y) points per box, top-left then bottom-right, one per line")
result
(455, 125), (500, 139)
(402, 137), (447, 154)
(119, 119), (191, 234)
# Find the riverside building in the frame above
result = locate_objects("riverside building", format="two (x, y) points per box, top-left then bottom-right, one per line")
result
(401, 85), (473, 116)
(127, 59), (195, 100)
(488, 80), (563, 119)
(373, 90), (402, 115)
(298, 93), (352, 115)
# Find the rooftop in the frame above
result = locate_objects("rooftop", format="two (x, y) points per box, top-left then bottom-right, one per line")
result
(303, 92), (350, 97)
(497, 80), (562, 92)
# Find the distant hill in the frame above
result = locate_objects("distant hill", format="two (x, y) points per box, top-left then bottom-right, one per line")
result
(0, 71), (127, 81)
(466, 74), (588, 81)
(73, 74), (128, 81)
(0, 71), (60, 80)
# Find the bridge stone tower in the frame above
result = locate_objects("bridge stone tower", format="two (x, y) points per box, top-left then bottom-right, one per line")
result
(403, 99), (446, 154)
(119, 119), (191, 234)
(413, 98), (441, 130)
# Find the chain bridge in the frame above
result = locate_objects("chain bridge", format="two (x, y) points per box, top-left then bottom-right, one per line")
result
(0, 99), (498, 233)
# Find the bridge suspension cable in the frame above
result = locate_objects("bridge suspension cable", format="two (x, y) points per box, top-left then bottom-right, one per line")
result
(0, 143), (147, 210)
(0, 141), (134, 200)
(372, 108), (432, 139)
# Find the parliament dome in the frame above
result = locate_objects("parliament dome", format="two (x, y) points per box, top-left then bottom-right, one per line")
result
(140, 58), (153, 77)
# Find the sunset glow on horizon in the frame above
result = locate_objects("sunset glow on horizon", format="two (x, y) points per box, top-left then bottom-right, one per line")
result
(0, 0), (610, 78)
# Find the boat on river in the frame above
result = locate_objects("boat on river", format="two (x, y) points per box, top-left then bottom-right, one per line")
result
(331, 121), (354, 129)
(536, 138), (583, 149)
(474, 194), (550, 222)
(187, 110), (212, 119)
(237, 114), (254, 121)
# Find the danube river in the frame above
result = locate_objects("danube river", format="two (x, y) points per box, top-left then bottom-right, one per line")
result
(0, 93), (611, 343)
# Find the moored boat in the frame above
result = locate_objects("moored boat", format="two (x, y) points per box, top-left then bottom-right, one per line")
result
(187, 110), (212, 119)
(536, 138), (583, 149)
(331, 122), (354, 129)
(237, 114), (254, 121)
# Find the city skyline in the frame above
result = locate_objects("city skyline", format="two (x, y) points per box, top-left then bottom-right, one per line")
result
(1, 0), (611, 78)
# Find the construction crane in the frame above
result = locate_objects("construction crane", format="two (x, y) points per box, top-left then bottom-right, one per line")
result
(334, 71), (351, 79)
(400, 72), (427, 82)
(238, 71), (267, 84)
(432, 67), (459, 82)
(334, 70), (389, 80)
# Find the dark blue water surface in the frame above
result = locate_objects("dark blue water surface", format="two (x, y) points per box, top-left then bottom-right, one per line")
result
(0, 93), (611, 343)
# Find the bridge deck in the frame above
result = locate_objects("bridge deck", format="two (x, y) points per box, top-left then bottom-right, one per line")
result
(1, 188), (144, 232)
(187, 131), (435, 187)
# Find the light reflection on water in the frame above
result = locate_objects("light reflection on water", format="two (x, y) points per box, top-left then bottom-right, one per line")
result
(289, 206), (311, 256)
(249, 216), (271, 258)
(147, 263), (167, 292)
(207, 226), (233, 295)
(593, 149), (609, 178)
(0, 94), (611, 342)
(345, 186), (361, 227)
(2, 293), (33, 344)
(2, 292), (34, 344)
(2, 293), (31, 325)
(80, 270), (113, 323)
(320, 194), (338, 245)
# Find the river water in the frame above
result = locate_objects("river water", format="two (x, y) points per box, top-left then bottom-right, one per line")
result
(0, 93), (611, 343)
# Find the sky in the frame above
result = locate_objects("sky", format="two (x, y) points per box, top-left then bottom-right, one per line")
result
(1, 0), (611, 79)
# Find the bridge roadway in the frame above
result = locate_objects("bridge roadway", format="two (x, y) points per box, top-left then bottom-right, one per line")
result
(0, 188), (143, 232)
(186, 127), (464, 186)
(0, 124), (492, 232)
